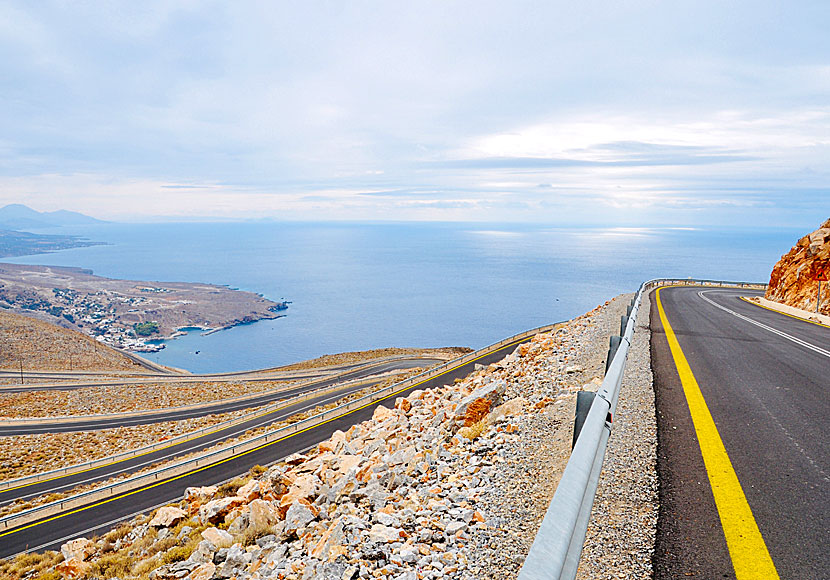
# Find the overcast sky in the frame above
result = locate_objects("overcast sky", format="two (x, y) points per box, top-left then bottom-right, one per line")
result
(0, 1), (827, 226)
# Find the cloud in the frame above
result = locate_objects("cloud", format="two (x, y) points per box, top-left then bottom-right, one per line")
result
(0, 2), (827, 226)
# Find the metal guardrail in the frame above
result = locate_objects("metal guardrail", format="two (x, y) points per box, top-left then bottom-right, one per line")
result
(518, 278), (766, 580)
(0, 355), (425, 427)
(0, 371), (388, 492)
(0, 319), (563, 532)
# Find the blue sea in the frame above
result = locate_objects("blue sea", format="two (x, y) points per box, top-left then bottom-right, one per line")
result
(4, 222), (799, 373)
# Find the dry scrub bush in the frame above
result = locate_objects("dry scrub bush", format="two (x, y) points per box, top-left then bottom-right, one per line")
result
(87, 552), (133, 579)
(216, 476), (248, 498)
(235, 522), (273, 547)
(458, 420), (487, 440)
(0, 551), (64, 580)
(159, 545), (190, 565)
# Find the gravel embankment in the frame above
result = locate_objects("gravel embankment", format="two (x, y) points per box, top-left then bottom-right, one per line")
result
(577, 291), (657, 579)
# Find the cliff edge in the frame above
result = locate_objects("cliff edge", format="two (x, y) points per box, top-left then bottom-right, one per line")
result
(766, 219), (830, 315)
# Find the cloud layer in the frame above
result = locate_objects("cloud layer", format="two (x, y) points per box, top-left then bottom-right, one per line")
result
(0, 1), (827, 225)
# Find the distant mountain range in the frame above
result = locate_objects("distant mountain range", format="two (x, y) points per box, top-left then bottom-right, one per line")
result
(0, 204), (105, 231)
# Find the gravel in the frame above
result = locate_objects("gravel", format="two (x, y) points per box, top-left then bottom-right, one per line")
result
(576, 290), (658, 580)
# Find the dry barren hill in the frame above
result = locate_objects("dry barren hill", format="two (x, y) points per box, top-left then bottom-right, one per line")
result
(0, 309), (141, 372)
(766, 218), (830, 315)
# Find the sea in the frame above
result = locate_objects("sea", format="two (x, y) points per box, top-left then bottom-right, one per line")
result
(3, 222), (800, 374)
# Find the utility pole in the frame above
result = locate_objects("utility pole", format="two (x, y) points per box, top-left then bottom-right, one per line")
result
(19, 359), (23, 385)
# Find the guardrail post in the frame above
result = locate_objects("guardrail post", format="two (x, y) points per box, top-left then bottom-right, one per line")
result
(604, 335), (622, 375)
(571, 391), (596, 449)
(619, 315), (629, 337)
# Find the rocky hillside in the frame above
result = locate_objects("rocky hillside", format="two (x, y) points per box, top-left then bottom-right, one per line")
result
(766, 219), (830, 316)
(0, 309), (141, 372)
(0, 295), (658, 580)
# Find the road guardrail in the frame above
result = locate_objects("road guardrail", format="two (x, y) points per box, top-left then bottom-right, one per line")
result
(0, 355), (433, 427)
(518, 278), (766, 580)
(0, 319), (563, 534)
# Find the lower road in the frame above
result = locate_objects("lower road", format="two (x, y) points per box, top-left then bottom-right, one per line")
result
(0, 376), (379, 508)
(651, 286), (829, 580)
(0, 358), (440, 435)
(0, 335), (531, 557)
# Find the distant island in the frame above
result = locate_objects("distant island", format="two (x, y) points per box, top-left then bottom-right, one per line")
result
(0, 263), (289, 352)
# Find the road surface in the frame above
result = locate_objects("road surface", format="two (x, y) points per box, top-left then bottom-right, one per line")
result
(0, 335), (530, 557)
(0, 358), (441, 435)
(651, 286), (829, 580)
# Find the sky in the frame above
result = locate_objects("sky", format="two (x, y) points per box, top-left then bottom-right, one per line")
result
(0, 1), (828, 226)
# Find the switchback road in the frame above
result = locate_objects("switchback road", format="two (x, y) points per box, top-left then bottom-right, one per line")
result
(0, 335), (532, 557)
(0, 358), (441, 435)
(651, 286), (829, 580)
(0, 375), (376, 508)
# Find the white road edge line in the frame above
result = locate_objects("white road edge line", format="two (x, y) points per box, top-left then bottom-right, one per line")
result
(698, 290), (830, 359)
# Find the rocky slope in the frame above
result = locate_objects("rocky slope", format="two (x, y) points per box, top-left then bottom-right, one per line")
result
(1, 295), (658, 580)
(766, 219), (830, 315)
(0, 309), (141, 372)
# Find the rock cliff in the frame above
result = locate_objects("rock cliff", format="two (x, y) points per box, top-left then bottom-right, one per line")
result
(766, 219), (830, 316)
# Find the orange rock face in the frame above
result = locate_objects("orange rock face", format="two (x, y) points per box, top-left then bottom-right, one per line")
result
(766, 219), (830, 315)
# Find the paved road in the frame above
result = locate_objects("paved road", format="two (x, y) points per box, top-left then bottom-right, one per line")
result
(0, 358), (441, 435)
(0, 357), (421, 392)
(651, 286), (829, 580)
(0, 336), (529, 557)
(0, 377), (376, 508)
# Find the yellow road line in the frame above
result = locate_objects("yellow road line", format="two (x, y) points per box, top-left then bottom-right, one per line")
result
(0, 335), (529, 538)
(740, 296), (830, 329)
(0, 375), (383, 494)
(655, 287), (779, 579)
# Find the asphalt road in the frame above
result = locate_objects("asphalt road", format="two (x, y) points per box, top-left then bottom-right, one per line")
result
(0, 357), (422, 393)
(0, 335), (529, 557)
(651, 286), (829, 580)
(0, 376), (379, 508)
(0, 358), (441, 435)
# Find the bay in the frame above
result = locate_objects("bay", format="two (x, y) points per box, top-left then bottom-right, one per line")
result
(4, 222), (797, 373)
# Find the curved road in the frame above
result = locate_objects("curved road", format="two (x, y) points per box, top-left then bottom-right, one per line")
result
(0, 358), (441, 435)
(0, 335), (531, 557)
(0, 376), (377, 508)
(651, 286), (829, 579)
(0, 357), (433, 393)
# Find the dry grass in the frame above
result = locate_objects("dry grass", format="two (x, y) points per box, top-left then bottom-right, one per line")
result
(458, 420), (488, 440)
(216, 476), (248, 498)
(0, 310), (140, 372)
(0, 409), (249, 488)
(86, 517), (208, 579)
(0, 379), (306, 418)
(0, 550), (63, 580)
(275, 346), (469, 371)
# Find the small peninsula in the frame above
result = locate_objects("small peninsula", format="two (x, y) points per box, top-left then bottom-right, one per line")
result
(0, 263), (288, 352)
(0, 229), (105, 258)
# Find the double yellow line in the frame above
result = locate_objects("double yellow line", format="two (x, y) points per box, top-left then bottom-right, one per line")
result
(655, 287), (779, 579)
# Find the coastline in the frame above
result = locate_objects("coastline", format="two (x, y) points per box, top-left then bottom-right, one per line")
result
(131, 314), (289, 352)
(0, 262), (289, 355)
